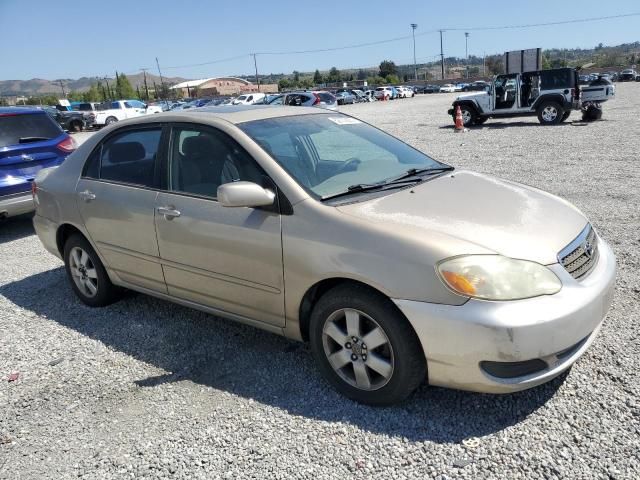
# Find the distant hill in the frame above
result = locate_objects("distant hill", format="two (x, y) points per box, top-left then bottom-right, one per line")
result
(0, 72), (189, 96)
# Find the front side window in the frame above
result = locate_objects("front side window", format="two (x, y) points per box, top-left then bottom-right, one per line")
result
(168, 126), (264, 198)
(110, 102), (122, 109)
(96, 128), (162, 187)
(239, 114), (446, 199)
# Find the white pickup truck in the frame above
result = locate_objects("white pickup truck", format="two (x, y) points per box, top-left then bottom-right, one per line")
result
(94, 100), (162, 127)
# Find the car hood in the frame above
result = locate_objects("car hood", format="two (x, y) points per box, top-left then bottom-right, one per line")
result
(336, 170), (588, 265)
(456, 92), (486, 101)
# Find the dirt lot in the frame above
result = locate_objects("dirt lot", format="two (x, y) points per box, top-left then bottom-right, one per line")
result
(1, 84), (639, 479)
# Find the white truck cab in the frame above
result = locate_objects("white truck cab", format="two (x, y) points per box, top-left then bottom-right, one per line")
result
(94, 100), (153, 126)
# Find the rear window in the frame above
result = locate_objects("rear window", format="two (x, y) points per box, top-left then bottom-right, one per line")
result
(0, 113), (62, 148)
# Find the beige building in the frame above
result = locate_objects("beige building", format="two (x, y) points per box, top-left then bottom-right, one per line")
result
(170, 77), (278, 97)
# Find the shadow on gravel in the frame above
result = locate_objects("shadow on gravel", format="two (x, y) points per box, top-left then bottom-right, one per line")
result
(1, 268), (565, 444)
(0, 214), (35, 244)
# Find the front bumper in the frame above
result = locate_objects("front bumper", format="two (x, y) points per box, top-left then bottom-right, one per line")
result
(393, 236), (616, 393)
(0, 192), (35, 218)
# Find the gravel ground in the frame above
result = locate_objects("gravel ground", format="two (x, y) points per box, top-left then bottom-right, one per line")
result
(1, 85), (639, 479)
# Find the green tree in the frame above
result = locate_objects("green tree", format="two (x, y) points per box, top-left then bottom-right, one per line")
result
(293, 70), (300, 83)
(366, 76), (386, 86)
(327, 67), (341, 83)
(385, 74), (400, 85)
(357, 69), (368, 80)
(313, 69), (323, 84)
(278, 78), (291, 91)
(378, 60), (397, 78)
(300, 78), (314, 89)
(116, 73), (136, 99)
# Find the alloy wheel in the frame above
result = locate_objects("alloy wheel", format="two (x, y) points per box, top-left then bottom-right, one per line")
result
(542, 106), (558, 122)
(69, 247), (98, 298)
(321, 308), (394, 391)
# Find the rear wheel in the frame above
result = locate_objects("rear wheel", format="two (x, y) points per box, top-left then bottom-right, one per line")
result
(537, 101), (564, 125)
(63, 234), (122, 307)
(309, 284), (426, 405)
(105, 116), (118, 125)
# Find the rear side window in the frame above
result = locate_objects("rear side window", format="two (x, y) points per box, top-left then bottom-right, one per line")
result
(540, 70), (572, 90)
(91, 128), (162, 187)
(0, 113), (61, 148)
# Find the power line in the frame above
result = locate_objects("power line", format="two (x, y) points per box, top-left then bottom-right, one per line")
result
(442, 12), (640, 31)
(85, 12), (640, 77)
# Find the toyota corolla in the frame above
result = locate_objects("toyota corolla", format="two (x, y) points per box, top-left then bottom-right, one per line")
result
(32, 106), (616, 405)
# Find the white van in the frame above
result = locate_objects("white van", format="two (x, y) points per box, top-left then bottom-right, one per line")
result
(232, 93), (266, 105)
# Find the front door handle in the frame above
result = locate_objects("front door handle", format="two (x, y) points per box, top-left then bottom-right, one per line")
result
(157, 205), (181, 220)
(78, 190), (96, 202)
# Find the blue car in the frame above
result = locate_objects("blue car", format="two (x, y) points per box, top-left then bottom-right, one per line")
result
(0, 107), (76, 219)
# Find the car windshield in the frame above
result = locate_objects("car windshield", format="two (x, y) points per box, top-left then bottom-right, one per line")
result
(239, 113), (447, 199)
(0, 113), (62, 148)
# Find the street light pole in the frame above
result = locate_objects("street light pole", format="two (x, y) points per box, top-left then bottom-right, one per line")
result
(411, 23), (418, 81)
(465, 32), (469, 79)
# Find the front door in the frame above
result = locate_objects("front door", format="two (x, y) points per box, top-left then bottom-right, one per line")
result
(76, 126), (166, 293)
(154, 124), (285, 327)
(493, 74), (519, 111)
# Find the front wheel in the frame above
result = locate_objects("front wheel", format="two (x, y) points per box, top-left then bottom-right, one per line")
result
(453, 105), (476, 127)
(105, 116), (118, 125)
(309, 284), (426, 405)
(537, 101), (564, 125)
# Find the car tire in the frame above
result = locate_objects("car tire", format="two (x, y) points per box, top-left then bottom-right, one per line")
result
(455, 105), (477, 127)
(105, 116), (118, 125)
(309, 284), (426, 406)
(537, 101), (564, 125)
(71, 120), (83, 132)
(63, 234), (122, 307)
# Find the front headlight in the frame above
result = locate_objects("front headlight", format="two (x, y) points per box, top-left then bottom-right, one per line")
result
(437, 255), (561, 301)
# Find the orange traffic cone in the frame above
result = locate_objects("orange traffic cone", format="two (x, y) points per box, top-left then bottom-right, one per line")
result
(454, 106), (466, 132)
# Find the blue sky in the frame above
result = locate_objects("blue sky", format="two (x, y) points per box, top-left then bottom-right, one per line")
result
(1, 0), (639, 80)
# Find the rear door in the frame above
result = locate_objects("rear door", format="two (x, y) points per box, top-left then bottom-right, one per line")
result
(76, 125), (167, 293)
(154, 123), (285, 326)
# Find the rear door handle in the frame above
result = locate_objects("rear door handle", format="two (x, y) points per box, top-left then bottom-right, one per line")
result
(157, 206), (181, 220)
(78, 190), (96, 202)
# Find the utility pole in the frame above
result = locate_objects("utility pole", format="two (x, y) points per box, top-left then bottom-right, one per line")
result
(439, 30), (445, 80)
(465, 32), (470, 79)
(155, 57), (166, 100)
(251, 54), (260, 91)
(141, 68), (150, 100)
(411, 24), (418, 81)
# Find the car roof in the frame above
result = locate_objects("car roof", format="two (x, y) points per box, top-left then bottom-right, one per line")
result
(0, 106), (46, 115)
(118, 105), (333, 125)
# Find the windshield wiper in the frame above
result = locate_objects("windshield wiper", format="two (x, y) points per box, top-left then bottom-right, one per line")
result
(321, 166), (454, 202)
(321, 179), (420, 201)
(390, 166), (454, 183)
(19, 136), (51, 143)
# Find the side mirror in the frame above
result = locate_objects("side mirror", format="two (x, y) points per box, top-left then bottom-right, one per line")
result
(217, 181), (275, 208)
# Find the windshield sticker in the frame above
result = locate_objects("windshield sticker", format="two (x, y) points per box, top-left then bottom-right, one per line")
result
(328, 117), (362, 125)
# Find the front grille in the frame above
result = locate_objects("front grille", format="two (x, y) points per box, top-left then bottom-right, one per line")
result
(559, 225), (599, 280)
